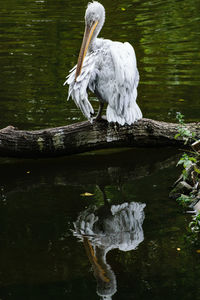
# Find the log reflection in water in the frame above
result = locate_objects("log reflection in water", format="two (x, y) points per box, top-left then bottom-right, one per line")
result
(73, 199), (146, 299)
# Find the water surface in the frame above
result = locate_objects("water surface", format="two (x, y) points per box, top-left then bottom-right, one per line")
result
(0, 0), (200, 129)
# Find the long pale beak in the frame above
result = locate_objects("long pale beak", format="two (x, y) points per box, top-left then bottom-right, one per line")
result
(75, 20), (98, 81)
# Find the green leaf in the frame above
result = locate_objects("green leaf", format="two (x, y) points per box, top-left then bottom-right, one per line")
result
(174, 133), (180, 139)
(194, 166), (200, 174)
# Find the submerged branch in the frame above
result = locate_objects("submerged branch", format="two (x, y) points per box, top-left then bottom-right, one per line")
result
(0, 118), (200, 158)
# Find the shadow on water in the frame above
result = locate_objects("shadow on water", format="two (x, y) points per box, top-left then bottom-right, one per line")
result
(0, 147), (200, 299)
(0, 147), (178, 191)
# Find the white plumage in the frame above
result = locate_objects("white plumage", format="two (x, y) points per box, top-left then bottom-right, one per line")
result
(64, 1), (142, 125)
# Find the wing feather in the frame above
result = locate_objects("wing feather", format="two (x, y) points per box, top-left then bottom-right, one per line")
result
(64, 52), (98, 121)
(106, 41), (142, 125)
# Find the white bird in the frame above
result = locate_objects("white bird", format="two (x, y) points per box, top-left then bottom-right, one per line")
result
(64, 1), (142, 126)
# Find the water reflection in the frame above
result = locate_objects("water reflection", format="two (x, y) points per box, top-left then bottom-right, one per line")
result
(0, 149), (200, 299)
(73, 187), (145, 299)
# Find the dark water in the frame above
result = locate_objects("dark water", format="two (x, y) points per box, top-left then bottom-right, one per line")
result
(0, 148), (200, 300)
(0, 0), (200, 299)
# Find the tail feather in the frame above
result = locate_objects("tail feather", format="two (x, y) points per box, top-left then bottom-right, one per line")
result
(107, 100), (142, 126)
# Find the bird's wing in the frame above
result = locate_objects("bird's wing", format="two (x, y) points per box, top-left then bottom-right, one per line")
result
(106, 41), (142, 125)
(64, 52), (98, 121)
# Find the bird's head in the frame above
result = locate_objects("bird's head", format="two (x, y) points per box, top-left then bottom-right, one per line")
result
(75, 1), (105, 80)
(85, 1), (105, 36)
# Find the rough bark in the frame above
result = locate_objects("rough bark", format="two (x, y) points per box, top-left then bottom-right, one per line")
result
(0, 118), (200, 158)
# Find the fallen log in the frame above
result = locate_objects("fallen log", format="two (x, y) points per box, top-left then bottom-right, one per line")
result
(0, 118), (200, 158)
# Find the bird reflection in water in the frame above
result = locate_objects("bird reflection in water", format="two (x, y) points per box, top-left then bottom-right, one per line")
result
(73, 188), (146, 299)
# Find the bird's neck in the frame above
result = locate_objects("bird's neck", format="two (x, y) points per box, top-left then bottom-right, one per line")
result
(89, 37), (104, 52)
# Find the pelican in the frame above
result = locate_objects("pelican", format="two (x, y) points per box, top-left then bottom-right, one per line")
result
(64, 1), (142, 125)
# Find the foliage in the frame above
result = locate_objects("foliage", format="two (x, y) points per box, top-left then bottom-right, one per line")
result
(176, 153), (197, 180)
(175, 112), (199, 179)
(177, 194), (194, 207)
(174, 112), (200, 234)
(189, 213), (200, 233)
(175, 112), (196, 144)
(176, 153), (197, 168)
